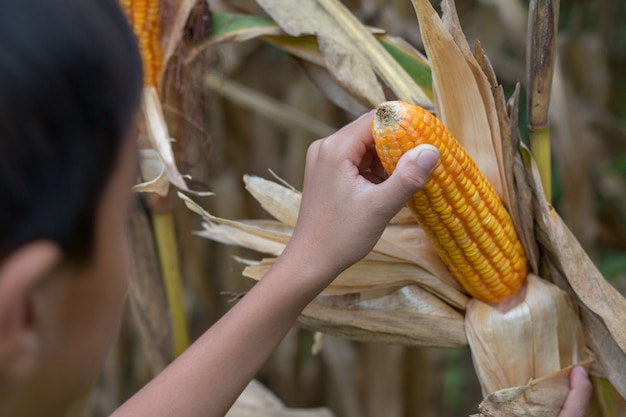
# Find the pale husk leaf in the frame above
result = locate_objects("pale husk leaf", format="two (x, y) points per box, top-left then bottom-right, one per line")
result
(179, 193), (291, 246)
(410, 0), (506, 203)
(244, 175), (301, 227)
(141, 88), (212, 196)
(194, 221), (289, 257)
(465, 274), (592, 396)
(299, 285), (467, 348)
(135, 149), (171, 196)
(243, 257), (467, 310)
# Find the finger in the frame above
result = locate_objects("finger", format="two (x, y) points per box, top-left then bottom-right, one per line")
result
(375, 144), (439, 210)
(327, 111), (376, 164)
(559, 366), (592, 417)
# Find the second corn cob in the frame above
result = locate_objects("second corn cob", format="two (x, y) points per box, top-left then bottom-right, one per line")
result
(119, 0), (163, 88)
(372, 100), (527, 303)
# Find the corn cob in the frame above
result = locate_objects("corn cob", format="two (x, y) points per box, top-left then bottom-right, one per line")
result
(119, 0), (163, 87)
(372, 100), (527, 303)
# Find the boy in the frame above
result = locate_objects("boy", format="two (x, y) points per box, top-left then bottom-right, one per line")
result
(0, 0), (591, 416)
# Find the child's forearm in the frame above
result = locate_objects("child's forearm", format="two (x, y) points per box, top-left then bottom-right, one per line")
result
(111, 244), (332, 417)
(111, 112), (439, 417)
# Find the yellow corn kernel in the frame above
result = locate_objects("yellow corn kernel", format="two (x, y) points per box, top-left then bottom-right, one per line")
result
(119, 0), (162, 88)
(372, 100), (527, 303)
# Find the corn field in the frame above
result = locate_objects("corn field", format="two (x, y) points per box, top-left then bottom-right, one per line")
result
(68, 0), (626, 416)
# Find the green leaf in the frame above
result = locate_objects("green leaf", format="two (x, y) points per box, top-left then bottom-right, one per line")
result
(209, 12), (279, 43)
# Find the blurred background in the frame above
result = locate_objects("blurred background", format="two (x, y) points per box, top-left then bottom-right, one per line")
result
(69, 0), (626, 416)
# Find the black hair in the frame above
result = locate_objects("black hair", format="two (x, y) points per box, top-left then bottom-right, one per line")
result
(0, 0), (143, 262)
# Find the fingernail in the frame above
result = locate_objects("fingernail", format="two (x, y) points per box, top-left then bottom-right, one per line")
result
(415, 146), (439, 170)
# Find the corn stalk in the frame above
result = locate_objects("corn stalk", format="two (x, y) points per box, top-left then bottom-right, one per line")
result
(527, 0), (559, 203)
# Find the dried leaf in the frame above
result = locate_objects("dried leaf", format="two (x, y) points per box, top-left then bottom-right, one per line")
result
(316, 34), (386, 107)
(195, 221), (288, 256)
(580, 308), (626, 399)
(299, 61), (371, 116)
(317, 0), (431, 106)
(243, 257), (467, 310)
(504, 86), (541, 274)
(376, 225), (461, 292)
(257, 0), (432, 108)
(142, 87), (211, 195)
(135, 149), (171, 196)
(530, 154), (626, 398)
(244, 175), (301, 227)
(299, 286), (467, 348)
(179, 192), (291, 246)
(256, 0), (384, 107)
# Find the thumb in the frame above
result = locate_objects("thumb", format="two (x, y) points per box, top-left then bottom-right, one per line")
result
(377, 144), (439, 208)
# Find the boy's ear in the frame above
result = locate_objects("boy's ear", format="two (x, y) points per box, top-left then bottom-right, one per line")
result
(0, 241), (61, 380)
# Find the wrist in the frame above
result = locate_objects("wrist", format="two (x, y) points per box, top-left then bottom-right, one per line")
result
(274, 237), (341, 294)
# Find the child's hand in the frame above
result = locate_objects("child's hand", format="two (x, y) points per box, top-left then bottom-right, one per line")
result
(285, 110), (439, 280)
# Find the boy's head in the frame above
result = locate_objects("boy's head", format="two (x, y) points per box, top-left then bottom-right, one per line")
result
(0, 0), (143, 415)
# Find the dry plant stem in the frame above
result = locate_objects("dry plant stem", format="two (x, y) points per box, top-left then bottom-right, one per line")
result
(529, 126), (552, 203)
(204, 73), (335, 138)
(527, 0), (559, 203)
(150, 197), (190, 358)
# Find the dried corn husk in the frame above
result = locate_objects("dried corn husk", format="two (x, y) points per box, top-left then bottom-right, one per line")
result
(136, 87), (212, 196)
(466, 274), (593, 396)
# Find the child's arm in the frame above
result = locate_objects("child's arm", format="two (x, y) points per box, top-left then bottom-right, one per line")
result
(111, 110), (439, 417)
